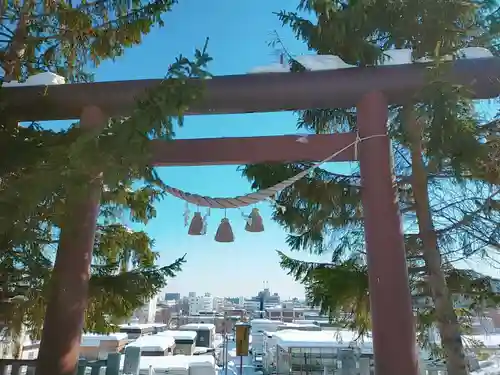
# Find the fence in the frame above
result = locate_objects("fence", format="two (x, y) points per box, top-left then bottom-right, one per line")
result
(261, 345), (488, 375)
(0, 346), (142, 375)
(263, 346), (372, 375)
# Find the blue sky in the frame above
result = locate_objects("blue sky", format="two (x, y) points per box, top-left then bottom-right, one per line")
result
(41, 0), (500, 299)
(91, 0), (318, 298)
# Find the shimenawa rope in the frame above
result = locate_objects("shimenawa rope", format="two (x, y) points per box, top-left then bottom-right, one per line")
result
(165, 133), (387, 209)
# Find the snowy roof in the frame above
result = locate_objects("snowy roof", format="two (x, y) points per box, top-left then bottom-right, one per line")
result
(157, 330), (197, 340)
(194, 347), (216, 354)
(274, 330), (334, 348)
(180, 323), (215, 331)
(278, 322), (319, 328)
(80, 332), (128, 346)
(82, 332), (128, 341)
(118, 323), (157, 330)
(251, 319), (281, 325)
(120, 354), (215, 371)
(127, 335), (175, 351)
(274, 330), (373, 351)
(80, 339), (101, 347)
(249, 47), (493, 74)
(293, 320), (325, 325)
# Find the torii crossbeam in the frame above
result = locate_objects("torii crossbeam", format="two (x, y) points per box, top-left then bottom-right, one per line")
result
(5, 57), (500, 375)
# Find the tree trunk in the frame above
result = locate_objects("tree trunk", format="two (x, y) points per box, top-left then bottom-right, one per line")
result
(37, 107), (105, 375)
(120, 249), (131, 273)
(404, 107), (469, 375)
(2, 1), (32, 82)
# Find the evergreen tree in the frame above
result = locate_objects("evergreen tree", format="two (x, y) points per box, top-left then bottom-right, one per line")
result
(242, 1), (500, 374)
(0, 0), (179, 82)
(0, 0), (212, 371)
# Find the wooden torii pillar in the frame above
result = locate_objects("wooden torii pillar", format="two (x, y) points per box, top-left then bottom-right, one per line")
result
(5, 57), (500, 375)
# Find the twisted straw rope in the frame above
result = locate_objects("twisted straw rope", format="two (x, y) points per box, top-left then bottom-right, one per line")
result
(165, 133), (387, 209)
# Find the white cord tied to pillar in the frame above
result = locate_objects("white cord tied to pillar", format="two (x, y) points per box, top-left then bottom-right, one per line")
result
(354, 133), (387, 160)
(354, 133), (362, 160)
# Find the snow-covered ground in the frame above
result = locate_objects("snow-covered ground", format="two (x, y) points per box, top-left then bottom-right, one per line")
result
(218, 339), (255, 375)
(421, 333), (500, 374)
(471, 355), (500, 375)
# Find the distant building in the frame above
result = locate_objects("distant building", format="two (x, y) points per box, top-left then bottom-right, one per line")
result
(258, 288), (281, 305)
(179, 297), (190, 315)
(266, 301), (305, 322)
(188, 292), (215, 315)
(225, 297), (240, 305)
(223, 308), (246, 316)
(243, 299), (261, 312)
(213, 296), (224, 312)
(176, 314), (235, 333)
(164, 292), (181, 301)
(243, 288), (281, 313)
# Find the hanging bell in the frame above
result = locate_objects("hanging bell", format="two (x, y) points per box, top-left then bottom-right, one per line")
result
(188, 212), (204, 235)
(245, 208), (264, 233)
(215, 218), (235, 243)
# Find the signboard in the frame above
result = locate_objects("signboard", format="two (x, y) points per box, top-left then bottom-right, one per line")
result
(235, 323), (250, 356)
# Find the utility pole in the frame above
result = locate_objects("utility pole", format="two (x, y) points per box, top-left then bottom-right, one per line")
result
(224, 312), (229, 375)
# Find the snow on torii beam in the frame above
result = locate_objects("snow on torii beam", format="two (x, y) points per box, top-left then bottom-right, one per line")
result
(4, 57), (500, 122)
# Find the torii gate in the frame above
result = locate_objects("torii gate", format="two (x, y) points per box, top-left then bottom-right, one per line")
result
(5, 57), (500, 375)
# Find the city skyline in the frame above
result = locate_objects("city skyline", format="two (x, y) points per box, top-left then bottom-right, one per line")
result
(161, 289), (303, 301)
(159, 292), (305, 301)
